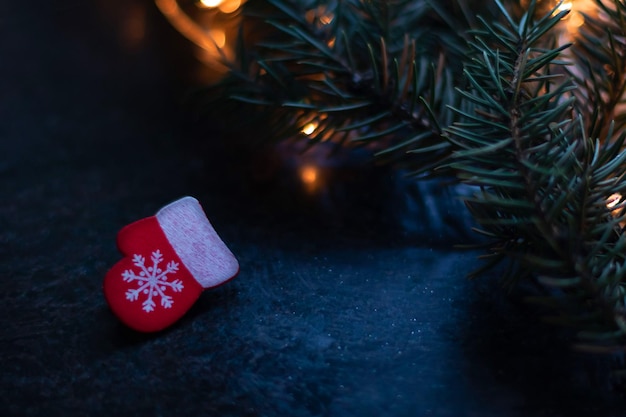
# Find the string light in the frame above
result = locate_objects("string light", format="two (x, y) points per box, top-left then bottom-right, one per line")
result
(219, 0), (241, 14)
(607, 193), (625, 227)
(305, 6), (334, 27)
(300, 166), (318, 185)
(521, 0), (594, 36)
(608, 193), (622, 214)
(301, 121), (319, 136)
(209, 29), (226, 48)
(198, 0), (223, 8)
(319, 13), (334, 25)
(156, 0), (246, 82)
(608, 193), (622, 209)
(551, 0), (595, 33)
(300, 165), (320, 193)
(558, 0), (588, 29)
(556, 0), (573, 13)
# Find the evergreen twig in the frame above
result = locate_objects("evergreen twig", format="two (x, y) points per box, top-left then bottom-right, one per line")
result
(197, 0), (626, 380)
(212, 0), (489, 167)
(445, 0), (626, 351)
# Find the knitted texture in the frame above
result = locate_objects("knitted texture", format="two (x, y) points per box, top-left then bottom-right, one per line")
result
(156, 196), (239, 288)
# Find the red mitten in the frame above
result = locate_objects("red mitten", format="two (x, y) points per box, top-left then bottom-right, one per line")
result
(103, 196), (239, 332)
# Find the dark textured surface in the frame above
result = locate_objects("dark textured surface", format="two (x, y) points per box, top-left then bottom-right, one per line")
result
(1, 1), (625, 416)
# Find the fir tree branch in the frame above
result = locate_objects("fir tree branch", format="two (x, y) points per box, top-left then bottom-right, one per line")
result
(191, 0), (626, 372)
(444, 0), (626, 349)
(207, 0), (488, 167)
(570, 0), (626, 141)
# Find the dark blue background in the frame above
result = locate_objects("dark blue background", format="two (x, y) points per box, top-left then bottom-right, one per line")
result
(1, 1), (624, 416)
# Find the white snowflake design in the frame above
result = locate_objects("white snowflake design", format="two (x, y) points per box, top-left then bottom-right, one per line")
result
(122, 250), (184, 312)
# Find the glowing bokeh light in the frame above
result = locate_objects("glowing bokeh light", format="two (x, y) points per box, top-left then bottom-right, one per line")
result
(300, 166), (318, 186)
(199, 0), (223, 8)
(209, 29), (226, 48)
(219, 0), (241, 13)
(302, 122), (319, 136)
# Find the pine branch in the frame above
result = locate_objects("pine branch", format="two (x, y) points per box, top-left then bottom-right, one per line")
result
(206, 0), (492, 168)
(445, 0), (626, 350)
(190, 0), (626, 372)
(570, 0), (626, 141)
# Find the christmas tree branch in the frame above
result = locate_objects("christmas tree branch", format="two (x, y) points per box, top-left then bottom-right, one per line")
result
(571, 0), (626, 141)
(197, 0), (626, 368)
(445, 0), (626, 350)
(212, 0), (490, 167)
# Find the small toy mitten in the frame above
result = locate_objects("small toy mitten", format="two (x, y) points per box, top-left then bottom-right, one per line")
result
(103, 196), (239, 332)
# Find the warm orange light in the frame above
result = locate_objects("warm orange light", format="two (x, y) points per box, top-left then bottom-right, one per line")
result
(300, 166), (318, 186)
(608, 193), (622, 209)
(302, 121), (319, 136)
(305, 7), (334, 25)
(156, 0), (222, 52)
(555, 0), (586, 28)
(157, 0), (177, 14)
(198, 0), (224, 8)
(607, 193), (624, 224)
(320, 14), (334, 25)
(556, 0), (573, 13)
(568, 12), (585, 27)
(218, 0), (241, 13)
(209, 29), (226, 48)
(523, 0), (594, 23)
